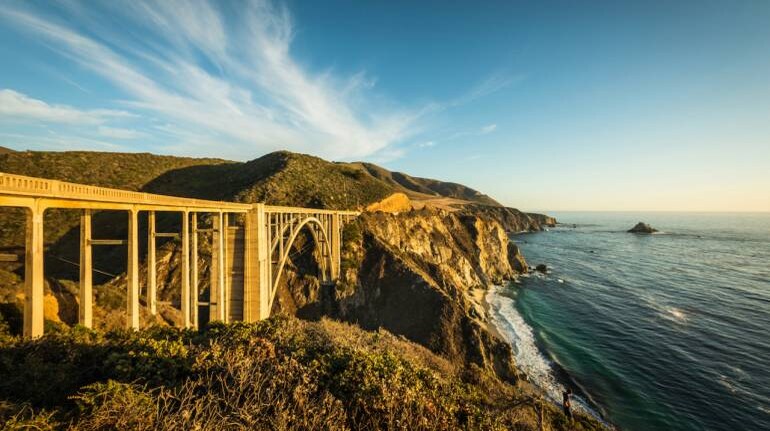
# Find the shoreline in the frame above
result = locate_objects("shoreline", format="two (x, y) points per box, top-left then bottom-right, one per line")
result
(482, 281), (614, 429)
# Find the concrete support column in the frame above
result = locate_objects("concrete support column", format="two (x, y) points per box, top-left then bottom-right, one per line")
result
(331, 212), (341, 280)
(79, 209), (93, 328)
(243, 207), (260, 322)
(181, 211), (191, 328)
(210, 213), (225, 322)
(190, 212), (198, 328)
(127, 208), (140, 330)
(147, 211), (157, 315)
(222, 213), (229, 322)
(256, 204), (270, 320)
(23, 204), (44, 338)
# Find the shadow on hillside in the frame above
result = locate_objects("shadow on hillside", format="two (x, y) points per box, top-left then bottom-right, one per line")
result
(140, 163), (243, 201)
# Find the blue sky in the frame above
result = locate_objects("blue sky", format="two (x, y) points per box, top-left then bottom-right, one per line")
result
(1, 1), (769, 211)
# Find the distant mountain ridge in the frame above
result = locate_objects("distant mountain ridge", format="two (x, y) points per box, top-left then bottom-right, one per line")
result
(0, 149), (502, 209)
(0, 146), (15, 154)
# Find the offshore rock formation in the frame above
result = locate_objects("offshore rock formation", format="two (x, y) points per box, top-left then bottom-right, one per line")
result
(628, 222), (658, 233)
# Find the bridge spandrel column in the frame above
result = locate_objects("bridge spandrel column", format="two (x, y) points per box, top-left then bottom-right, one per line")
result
(127, 208), (140, 330)
(23, 204), (45, 338)
(79, 209), (93, 328)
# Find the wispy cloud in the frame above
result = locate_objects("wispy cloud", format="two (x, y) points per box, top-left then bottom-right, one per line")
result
(0, 89), (130, 125)
(448, 73), (522, 108)
(0, 1), (424, 160)
(418, 141), (436, 148)
(97, 126), (145, 140)
(480, 124), (497, 134)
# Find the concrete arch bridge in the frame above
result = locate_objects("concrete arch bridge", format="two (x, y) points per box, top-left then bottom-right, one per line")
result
(0, 172), (358, 337)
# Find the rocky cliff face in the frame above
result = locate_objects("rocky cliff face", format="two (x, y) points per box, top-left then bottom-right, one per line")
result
(275, 208), (529, 382)
(463, 205), (557, 233)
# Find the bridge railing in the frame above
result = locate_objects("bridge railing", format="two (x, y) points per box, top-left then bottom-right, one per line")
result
(0, 172), (252, 211)
(264, 204), (359, 216)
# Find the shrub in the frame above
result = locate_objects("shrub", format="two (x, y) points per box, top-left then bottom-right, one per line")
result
(72, 381), (157, 431)
(0, 317), (605, 431)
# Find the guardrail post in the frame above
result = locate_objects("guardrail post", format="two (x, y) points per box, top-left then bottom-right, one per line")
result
(23, 203), (45, 338)
(79, 209), (93, 328)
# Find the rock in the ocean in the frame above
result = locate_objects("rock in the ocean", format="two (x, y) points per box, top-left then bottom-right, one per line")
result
(628, 222), (658, 234)
(535, 264), (548, 273)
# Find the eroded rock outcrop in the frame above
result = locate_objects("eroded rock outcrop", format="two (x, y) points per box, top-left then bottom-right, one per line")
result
(464, 205), (557, 233)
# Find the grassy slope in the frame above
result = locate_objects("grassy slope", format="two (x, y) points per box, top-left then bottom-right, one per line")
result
(0, 317), (603, 431)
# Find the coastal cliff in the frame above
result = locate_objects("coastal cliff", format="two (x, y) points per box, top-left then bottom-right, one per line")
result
(274, 208), (529, 381)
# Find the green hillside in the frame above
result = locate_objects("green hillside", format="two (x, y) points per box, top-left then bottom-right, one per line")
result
(0, 149), (502, 250)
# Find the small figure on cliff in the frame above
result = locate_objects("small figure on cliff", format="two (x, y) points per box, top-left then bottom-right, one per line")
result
(563, 388), (573, 421)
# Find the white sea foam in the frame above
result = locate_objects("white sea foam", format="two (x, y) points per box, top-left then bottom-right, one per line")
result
(641, 293), (689, 324)
(486, 286), (564, 402)
(486, 286), (610, 425)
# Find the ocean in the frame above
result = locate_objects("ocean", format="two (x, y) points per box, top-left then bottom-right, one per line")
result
(487, 212), (770, 431)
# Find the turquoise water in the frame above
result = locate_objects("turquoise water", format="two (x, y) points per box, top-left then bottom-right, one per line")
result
(487, 212), (770, 431)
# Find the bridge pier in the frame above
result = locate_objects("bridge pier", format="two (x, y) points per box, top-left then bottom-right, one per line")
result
(147, 211), (157, 315)
(181, 211), (191, 328)
(191, 212), (199, 328)
(210, 212), (227, 322)
(331, 213), (340, 280)
(127, 208), (140, 330)
(244, 204), (271, 321)
(23, 203), (45, 338)
(79, 209), (93, 328)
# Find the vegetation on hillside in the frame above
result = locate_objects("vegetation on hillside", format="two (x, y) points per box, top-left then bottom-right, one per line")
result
(0, 151), (228, 248)
(0, 316), (602, 431)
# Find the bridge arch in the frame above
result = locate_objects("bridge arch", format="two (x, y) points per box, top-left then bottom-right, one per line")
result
(269, 215), (334, 307)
